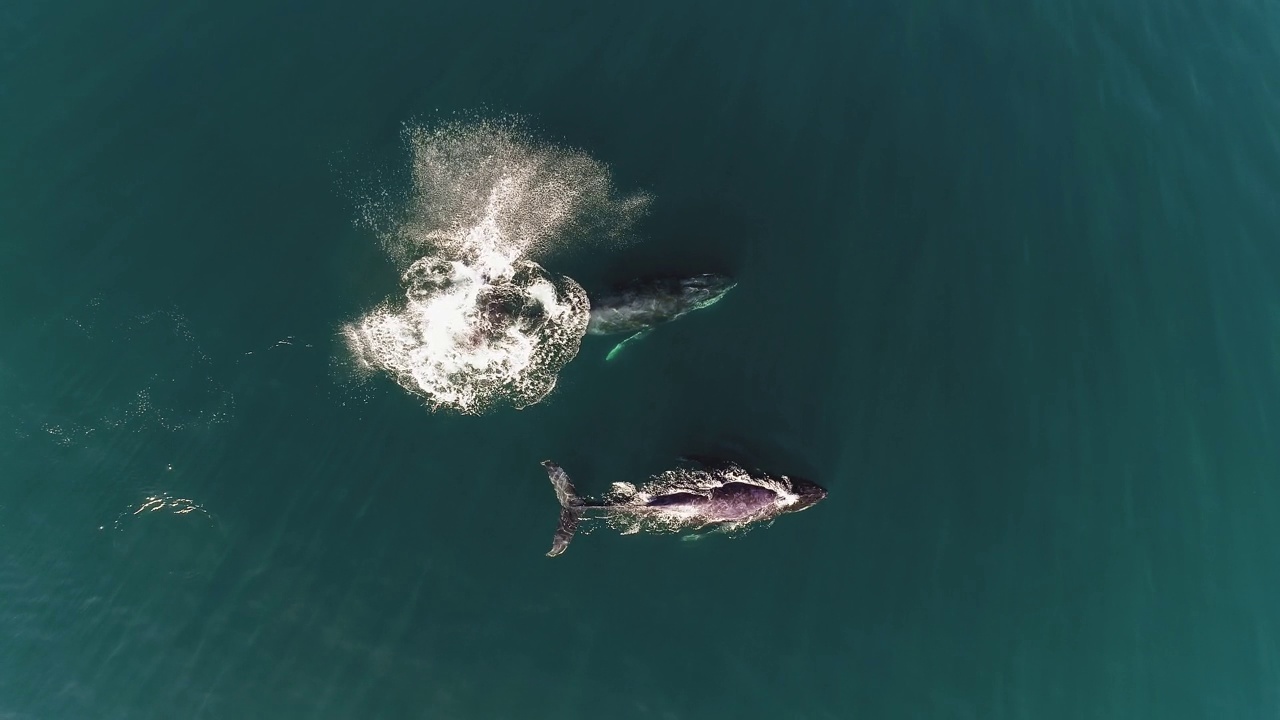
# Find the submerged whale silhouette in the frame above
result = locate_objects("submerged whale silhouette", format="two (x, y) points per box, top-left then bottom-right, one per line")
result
(585, 273), (737, 360)
(541, 456), (827, 557)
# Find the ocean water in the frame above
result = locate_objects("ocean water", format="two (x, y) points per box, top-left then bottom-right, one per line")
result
(4, 0), (1280, 718)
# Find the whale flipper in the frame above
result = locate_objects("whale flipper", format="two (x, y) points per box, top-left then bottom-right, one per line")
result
(604, 329), (654, 362)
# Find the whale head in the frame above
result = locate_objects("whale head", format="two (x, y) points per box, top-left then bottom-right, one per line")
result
(787, 477), (828, 513)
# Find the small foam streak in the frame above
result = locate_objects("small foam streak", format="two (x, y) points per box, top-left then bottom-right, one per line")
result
(343, 116), (649, 414)
(7, 303), (234, 445)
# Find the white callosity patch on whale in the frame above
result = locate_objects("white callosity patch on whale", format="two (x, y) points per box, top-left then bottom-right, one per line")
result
(343, 116), (650, 414)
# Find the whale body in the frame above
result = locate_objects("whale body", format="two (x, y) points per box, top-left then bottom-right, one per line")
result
(585, 273), (737, 360)
(541, 457), (827, 557)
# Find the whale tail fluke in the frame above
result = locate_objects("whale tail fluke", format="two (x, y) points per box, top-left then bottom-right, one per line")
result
(542, 460), (583, 557)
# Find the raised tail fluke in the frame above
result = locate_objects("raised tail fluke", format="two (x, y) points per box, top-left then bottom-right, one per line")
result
(542, 460), (583, 557)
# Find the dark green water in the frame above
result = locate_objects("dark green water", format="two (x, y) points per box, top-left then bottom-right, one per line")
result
(4, 1), (1280, 718)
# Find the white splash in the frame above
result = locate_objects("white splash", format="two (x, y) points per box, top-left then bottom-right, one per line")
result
(343, 116), (650, 414)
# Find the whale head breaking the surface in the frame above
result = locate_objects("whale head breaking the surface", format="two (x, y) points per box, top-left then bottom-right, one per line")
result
(584, 273), (737, 360)
(540, 456), (827, 557)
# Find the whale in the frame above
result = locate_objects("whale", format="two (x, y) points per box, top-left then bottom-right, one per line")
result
(541, 456), (827, 557)
(585, 273), (737, 360)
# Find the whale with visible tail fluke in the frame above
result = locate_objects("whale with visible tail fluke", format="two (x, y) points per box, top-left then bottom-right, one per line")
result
(541, 456), (827, 557)
(585, 273), (737, 361)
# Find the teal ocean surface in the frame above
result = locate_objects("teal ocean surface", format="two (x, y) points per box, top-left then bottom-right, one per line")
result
(4, 1), (1280, 718)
